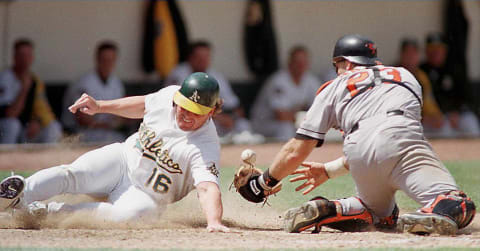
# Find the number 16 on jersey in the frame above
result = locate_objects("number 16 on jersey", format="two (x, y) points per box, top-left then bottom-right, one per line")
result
(146, 167), (172, 193)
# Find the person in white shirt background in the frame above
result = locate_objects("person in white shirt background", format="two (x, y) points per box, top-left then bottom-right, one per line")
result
(62, 41), (127, 143)
(251, 45), (320, 141)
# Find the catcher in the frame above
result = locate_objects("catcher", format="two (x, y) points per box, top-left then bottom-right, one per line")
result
(233, 34), (475, 235)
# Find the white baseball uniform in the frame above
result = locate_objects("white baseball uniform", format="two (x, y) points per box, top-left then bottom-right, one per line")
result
(22, 86), (220, 221)
(251, 69), (320, 140)
(62, 71), (126, 143)
(297, 65), (458, 219)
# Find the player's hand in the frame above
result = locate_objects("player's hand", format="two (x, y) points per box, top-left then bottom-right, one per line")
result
(289, 162), (329, 195)
(206, 223), (230, 233)
(69, 93), (101, 115)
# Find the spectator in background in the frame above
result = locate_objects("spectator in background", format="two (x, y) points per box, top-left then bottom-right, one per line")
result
(398, 38), (448, 137)
(251, 46), (320, 141)
(0, 39), (62, 144)
(62, 41), (126, 143)
(419, 33), (480, 137)
(165, 40), (262, 144)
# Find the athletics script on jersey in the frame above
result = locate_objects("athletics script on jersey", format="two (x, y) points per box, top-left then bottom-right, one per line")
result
(137, 123), (183, 174)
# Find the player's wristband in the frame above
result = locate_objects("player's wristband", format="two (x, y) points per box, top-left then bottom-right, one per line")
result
(258, 169), (280, 190)
(324, 157), (349, 179)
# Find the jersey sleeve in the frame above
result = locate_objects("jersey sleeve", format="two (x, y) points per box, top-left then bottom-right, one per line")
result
(295, 81), (337, 146)
(144, 86), (178, 114)
(190, 149), (220, 186)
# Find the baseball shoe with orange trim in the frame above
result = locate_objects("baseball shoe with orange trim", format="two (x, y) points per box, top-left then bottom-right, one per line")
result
(397, 212), (458, 235)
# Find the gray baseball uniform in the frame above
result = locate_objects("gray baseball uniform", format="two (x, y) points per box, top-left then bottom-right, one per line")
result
(297, 65), (458, 218)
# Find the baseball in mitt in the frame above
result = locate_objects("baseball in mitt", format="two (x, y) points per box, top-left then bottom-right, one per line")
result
(231, 149), (282, 203)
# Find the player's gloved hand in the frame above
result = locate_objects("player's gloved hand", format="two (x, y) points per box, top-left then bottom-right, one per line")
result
(232, 149), (282, 203)
(206, 223), (230, 233)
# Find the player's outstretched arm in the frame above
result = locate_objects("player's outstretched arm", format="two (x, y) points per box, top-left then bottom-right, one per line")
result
(196, 181), (230, 233)
(268, 138), (318, 181)
(68, 93), (146, 119)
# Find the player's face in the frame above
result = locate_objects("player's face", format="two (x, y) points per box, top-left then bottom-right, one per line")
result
(189, 47), (211, 72)
(14, 45), (34, 70)
(400, 45), (419, 71)
(426, 45), (447, 68)
(175, 105), (212, 131)
(97, 49), (117, 79)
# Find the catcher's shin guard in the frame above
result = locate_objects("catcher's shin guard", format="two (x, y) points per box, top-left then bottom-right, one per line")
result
(283, 196), (373, 233)
(422, 191), (475, 229)
(397, 191), (475, 235)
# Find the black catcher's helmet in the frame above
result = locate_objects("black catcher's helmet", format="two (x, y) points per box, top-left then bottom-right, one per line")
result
(332, 34), (380, 66)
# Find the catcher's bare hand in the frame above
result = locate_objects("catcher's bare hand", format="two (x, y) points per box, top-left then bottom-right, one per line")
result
(69, 93), (101, 115)
(290, 161), (329, 195)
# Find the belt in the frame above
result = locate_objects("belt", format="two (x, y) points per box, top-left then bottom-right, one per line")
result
(349, 109), (404, 134)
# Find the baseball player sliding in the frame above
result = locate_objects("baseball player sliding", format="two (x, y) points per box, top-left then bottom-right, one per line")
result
(234, 34), (475, 235)
(0, 72), (229, 232)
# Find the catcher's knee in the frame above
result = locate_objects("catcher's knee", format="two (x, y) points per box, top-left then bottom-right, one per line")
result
(422, 191), (476, 229)
(310, 196), (374, 232)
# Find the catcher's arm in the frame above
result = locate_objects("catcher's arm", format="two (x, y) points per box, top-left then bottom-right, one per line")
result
(290, 156), (349, 195)
(268, 138), (318, 180)
(196, 181), (230, 232)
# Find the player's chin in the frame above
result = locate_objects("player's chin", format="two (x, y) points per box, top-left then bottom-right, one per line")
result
(177, 121), (195, 131)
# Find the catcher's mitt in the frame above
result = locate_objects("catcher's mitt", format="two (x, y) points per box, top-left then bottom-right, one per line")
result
(231, 149), (282, 203)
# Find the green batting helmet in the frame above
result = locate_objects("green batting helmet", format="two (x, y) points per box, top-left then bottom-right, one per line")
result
(173, 72), (220, 115)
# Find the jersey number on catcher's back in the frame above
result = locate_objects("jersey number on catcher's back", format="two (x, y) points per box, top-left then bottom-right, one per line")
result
(346, 67), (402, 97)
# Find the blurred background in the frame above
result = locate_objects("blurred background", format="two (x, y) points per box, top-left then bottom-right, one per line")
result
(1, 0), (479, 145)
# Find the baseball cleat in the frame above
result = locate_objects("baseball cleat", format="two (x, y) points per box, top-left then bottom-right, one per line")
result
(283, 201), (322, 233)
(0, 175), (25, 211)
(397, 212), (458, 235)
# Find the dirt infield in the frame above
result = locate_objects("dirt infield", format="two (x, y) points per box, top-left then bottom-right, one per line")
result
(0, 139), (479, 249)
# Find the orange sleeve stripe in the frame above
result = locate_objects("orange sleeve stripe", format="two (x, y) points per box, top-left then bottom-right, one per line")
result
(316, 80), (334, 95)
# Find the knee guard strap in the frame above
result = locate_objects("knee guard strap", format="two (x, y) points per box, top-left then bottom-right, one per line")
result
(375, 204), (399, 230)
(421, 191), (476, 229)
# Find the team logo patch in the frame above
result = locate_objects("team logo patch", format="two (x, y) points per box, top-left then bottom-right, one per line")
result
(189, 90), (200, 103)
(207, 163), (219, 177)
(365, 43), (377, 55)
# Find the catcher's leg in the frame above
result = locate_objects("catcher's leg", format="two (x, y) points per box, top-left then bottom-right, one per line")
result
(397, 191), (475, 235)
(284, 196), (398, 233)
(392, 137), (468, 235)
